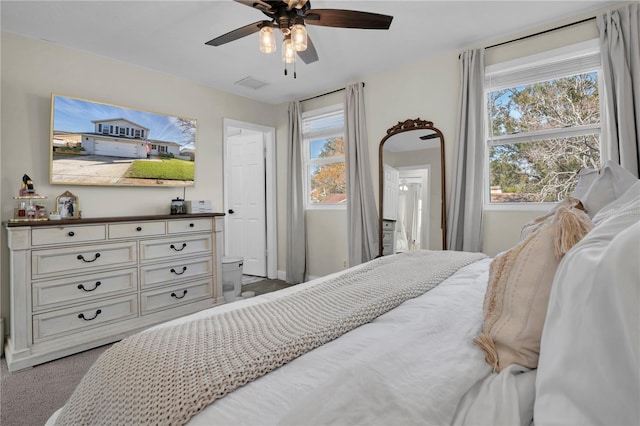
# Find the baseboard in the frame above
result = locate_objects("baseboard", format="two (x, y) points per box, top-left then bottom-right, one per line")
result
(277, 270), (320, 283)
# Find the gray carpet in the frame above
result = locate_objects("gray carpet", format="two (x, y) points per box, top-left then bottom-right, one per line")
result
(0, 278), (290, 425)
(0, 344), (110, 426)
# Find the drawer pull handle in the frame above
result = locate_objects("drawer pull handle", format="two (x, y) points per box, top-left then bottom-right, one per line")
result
(77, 253), (101, 263)
(170, 266), (187, 275)
(68, 231), (75, 237)
(78, 281), (101, 292)
(78, 309), (102, 321)
(189, 223), (195, 228)
(170, 243), (187, 251)
(136, 226), (142, 231)
(171, 290), (188, 299)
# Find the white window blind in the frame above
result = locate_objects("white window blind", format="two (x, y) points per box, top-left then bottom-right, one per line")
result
(485, 39), (601, 90)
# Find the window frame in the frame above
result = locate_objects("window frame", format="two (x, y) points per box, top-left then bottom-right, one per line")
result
(483, 39), (604, 211)
(301, 104), (347, 210)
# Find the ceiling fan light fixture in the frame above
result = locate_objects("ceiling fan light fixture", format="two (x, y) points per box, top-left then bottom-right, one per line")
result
(282, 36), (296, 63)
(291, 23), (307, 51)
(286, 0), (308, 10)
(259, 26), (276, 54)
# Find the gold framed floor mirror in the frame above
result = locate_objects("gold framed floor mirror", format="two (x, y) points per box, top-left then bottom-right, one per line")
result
(378, 118), (447, 257)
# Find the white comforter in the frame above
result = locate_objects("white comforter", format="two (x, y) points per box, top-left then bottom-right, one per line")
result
(192, 257), (493, 425)
(49, 256), (494, 425)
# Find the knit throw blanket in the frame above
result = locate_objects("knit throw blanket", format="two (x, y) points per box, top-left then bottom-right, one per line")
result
(55, 250), (484, 426)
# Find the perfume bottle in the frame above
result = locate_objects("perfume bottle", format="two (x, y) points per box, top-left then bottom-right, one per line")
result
(26, 204), (37, 219)
(16, 201), (26, 218)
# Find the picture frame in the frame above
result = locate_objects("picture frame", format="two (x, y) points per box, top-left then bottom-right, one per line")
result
(56, 191), (80, 219)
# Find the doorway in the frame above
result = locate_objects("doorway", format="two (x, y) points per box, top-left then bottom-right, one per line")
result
(397, 166), (431, 251)
(223, 118), (277, 279)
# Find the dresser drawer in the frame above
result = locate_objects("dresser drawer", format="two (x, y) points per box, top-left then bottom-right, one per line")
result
(382, 230), (394, 244)
(382, 242), (394, 256)
(141, 279), (213, 315)
(32, 268), (138, 311)
(382, 220), (396, 231)
(32, 242), (137, 279)
(167, 218), (212, 234)
(140, 256), (213, 288)
(33, 294), (138, 342)
(32, 225), (106, 246)
(139, 235), (212, 262)
(108, 221), (166, 239)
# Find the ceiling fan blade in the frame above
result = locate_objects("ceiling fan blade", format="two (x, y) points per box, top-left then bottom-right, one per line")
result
(304, 9), (393, 30)
(205, 21), (271, 46)
(297, 35), (318, 64)
(233, 0), (273, 13)
(419, 133), (439, 140)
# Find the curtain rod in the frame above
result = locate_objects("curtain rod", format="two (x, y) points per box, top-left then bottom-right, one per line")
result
(300, 83), (365, 103)
(485, 16), (596, 50)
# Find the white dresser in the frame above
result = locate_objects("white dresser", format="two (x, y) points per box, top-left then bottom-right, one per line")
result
(4, 213), (224, 371)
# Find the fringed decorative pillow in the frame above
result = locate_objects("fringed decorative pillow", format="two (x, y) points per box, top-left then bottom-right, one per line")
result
(519, 196), (583, 241)
(475, 205), (594, 372)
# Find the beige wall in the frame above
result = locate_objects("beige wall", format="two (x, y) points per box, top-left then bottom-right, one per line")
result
(0, 3), (625, 326)
(0, 32), (279, 329)
(288, 6), (613, 278)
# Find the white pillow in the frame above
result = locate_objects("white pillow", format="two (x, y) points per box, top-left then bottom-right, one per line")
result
(592, 180), (640, 225)
(579, 161), (638, 217)
(571, 167), (598, 199)
(534, 189), (640, 425)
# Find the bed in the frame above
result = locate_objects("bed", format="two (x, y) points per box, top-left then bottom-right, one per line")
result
(48, 163), (639, 426)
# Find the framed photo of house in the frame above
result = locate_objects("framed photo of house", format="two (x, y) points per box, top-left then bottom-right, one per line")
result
(49, 94), (197, 187)
(56, 191), (80, 219)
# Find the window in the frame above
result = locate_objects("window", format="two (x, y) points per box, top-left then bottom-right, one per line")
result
(302, 105), (346, 209)
(485, 40), (602, 206)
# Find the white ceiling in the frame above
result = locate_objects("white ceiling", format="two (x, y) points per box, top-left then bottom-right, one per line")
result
(0, 1), (619, 105)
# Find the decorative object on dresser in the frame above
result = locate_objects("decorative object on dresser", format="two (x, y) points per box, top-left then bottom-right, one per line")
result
(55, 190), (79, 219)
(186, 199), (213, 214)
(12, 174), (49, 222)
(3, 213), (225, 371)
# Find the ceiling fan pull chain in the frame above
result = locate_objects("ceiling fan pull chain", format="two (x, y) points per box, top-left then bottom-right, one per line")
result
(294, 57), (297, 79)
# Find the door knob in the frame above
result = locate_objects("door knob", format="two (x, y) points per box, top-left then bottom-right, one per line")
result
(228, 209), (235, 214)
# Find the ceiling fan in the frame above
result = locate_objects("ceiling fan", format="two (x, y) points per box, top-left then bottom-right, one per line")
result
(205, 0), (393, 75)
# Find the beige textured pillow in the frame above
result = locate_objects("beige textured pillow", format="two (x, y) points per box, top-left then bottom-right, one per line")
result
(519, 196), (583, 241)
(476, 205), (594, 372)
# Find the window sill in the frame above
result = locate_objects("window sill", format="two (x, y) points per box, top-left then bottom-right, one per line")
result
(484, 202), (556, 212)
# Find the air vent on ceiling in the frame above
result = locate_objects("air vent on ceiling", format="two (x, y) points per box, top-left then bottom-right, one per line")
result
(234, 76), (269, 90)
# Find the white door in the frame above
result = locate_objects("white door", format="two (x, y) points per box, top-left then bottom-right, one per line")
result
(225, 131), (267, 277)
(383, 164), (399, 220)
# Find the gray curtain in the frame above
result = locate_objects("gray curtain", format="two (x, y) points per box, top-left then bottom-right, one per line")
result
(286, 101), (306, 283)
(446, 49), (485, 252)
(597, 3), (640, 178)
(345, 82), (379, 265)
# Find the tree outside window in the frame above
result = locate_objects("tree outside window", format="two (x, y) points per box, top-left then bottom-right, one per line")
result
(309, 137), (346, 204)
(485, 44), (602, 204)
(303, 106), (346, 208)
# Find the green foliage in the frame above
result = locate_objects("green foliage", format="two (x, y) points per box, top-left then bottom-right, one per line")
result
(488, 73), (600, 202)
(55, 146), (86, 154)
(126, 158), (194, 181)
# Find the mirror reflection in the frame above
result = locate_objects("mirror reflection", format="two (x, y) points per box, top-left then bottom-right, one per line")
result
(379, 119), (446, 257)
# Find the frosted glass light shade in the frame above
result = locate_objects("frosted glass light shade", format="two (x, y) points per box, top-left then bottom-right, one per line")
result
(291, 24), (307, 51)
(259, 27), (276, 54)
(282, 38), (295, 63)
